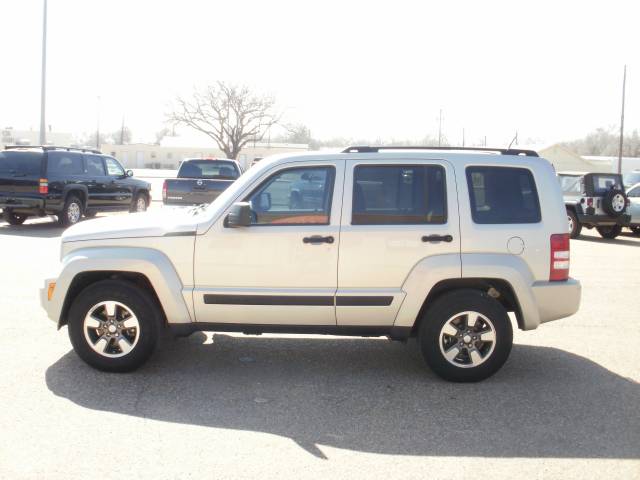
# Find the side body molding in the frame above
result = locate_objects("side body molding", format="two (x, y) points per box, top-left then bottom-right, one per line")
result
(53, 247), (193, 327)
(394, 254), (462, 328)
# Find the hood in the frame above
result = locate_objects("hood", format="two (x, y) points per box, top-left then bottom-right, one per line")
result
(62, 210), (199, 243)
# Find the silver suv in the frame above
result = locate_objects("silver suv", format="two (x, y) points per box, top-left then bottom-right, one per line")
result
(40, 146), (581, 382)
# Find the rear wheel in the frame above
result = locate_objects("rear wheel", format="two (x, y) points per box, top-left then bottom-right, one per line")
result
(57, 195), (83, 227)
(67, 280), (161, 372)
(2, 210), (28, 225)
(567, 209), (581, 238)
(596, 225), (623, 239)
(418, 289), (513, 382)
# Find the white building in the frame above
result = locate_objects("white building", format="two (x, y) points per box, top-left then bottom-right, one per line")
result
(1, 127), (74, 148)
(101, 140), (309, 171)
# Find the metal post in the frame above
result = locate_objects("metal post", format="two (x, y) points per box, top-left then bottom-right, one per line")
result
(39, 0), (47, 145)
(96, 96), (101, 149)
(438, 109), (442, 147)
(462, 128), (465, 147)
(618, 65), (627, 174)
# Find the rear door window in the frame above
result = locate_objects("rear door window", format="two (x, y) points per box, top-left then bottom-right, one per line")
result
(558, 175), (582, 194)
(46, 152), (84, 175)
(466, 166), (541, 224)
(352, 165), (446, 225)
(0, 151), (43, 175)
(85, 155), (106, 176)
(592, 174), (622, 195)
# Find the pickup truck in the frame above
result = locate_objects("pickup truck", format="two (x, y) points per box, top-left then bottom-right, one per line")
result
(41, 146), (581, 382)
(162, 158), (241, 206)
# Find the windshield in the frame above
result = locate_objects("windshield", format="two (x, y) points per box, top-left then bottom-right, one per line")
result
(624, 171), (640, 187)
(177, 160), (239, 179)
(0, 151), (43, 175)
(558, 175), (582, 194)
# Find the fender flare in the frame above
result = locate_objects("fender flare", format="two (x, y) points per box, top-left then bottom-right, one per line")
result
(62, 185), (89, 205)
(53, 247), (193, 328)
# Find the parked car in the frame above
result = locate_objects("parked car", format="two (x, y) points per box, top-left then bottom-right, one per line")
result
(0, 146), (151, 227)
(558, 171), (630, 239)
(623, 170), (640, 189)
(625, 182), (640, 235)
(40, 146), (581, 382)
(162, 158), (241, 206)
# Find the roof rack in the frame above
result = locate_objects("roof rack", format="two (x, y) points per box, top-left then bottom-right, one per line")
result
(4, 145), (102, 154)
(341, 146), (539, 157)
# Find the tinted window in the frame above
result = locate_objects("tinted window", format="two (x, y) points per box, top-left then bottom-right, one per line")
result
(628, 186), (640, 198)
(466, 166), (541, 224)
(352, 165), (446, 225)
(623, 172), (640, 186)
(246, 167), (334, 225)
(104, 157), (125, 176)
(178, 160), (240, 179)
(85, 156), (106, 176)
(47, 152), (83, 175)
(0, 151), (43, 175)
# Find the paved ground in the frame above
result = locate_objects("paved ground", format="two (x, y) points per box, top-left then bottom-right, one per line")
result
(0, 212), (639, 479)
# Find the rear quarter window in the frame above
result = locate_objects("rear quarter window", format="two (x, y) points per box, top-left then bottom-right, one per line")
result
(46, 152), (84, 175)
(0, 151), (43, 175)
(466, 166), (541, 224)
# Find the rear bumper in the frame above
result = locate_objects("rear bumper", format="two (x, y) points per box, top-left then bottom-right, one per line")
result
(577, 213), (630, 226)
(530, 278), (581, 326)
(0, 197), (44, 211)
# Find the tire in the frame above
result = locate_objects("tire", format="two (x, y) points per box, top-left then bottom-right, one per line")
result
(596, 225), (623, 239)
(567, 209), (581, 238)
(418, 289), (513, 382)
(631, 226), (640, 236)
(130, 192), (148, 213)
(67, 280), (161, 372)
(2, 210), (28, 225)
(84, 210), (97, 218)
(57, 194), (83, 227)
(602, 189), (627, 217)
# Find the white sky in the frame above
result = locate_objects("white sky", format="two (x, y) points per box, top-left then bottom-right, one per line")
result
(1, 0), (639, 146)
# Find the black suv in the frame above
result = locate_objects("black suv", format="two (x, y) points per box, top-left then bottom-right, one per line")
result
(0, 146), (151, 227)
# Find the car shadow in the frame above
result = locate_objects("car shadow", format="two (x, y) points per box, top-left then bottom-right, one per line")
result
(0, 219), (64, 238)
(45, 335), (640, 459)
(576, 234), (640, 247)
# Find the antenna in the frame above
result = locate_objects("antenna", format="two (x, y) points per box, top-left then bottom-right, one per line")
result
(508, 131), (518, 149)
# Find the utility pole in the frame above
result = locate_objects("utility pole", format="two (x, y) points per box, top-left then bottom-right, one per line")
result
(120, 116), (125, 145)
(438, 109), (443, 147)
(462, 128), (465, 147)
(618, 65), (627, 174)
(39, 0), (48, 145)
(483, 136), (487, 147)
(96, 96), (101, 149)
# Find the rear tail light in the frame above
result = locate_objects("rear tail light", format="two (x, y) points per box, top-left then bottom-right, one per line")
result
(39, 178), (48, 194)
(586, 197), (593, 207)
(550, 233), (570, 281)
(162, 180), (167, 201)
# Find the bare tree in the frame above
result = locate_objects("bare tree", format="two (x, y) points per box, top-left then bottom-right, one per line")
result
(169, 82), (280, 159)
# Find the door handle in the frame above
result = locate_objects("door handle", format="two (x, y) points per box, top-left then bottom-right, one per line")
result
(421, 234), (453, 243)
(303, 235), (334, 244)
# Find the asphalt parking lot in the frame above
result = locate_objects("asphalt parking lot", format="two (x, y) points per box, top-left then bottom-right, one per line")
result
(0, 212), (639, 479)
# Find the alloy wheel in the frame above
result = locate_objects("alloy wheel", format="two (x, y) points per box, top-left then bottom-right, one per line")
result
(439, 311), (497, 368)
(83, 301), (140, 358)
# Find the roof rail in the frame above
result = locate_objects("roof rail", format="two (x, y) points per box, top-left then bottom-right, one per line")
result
(4, 145), (102, 154)
(341, 146), (539, 157)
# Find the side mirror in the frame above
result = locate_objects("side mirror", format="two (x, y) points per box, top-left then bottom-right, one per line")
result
(126, 170), (134, 177)
(225, 202), (252, 228)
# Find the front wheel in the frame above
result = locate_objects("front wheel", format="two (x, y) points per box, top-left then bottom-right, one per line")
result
(596, 225), (623, 239)
(418, 289), (513, 382)
(67, 280), (161, 372)
(2, 210), (28, 225)
(130, 193), (148, 213)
